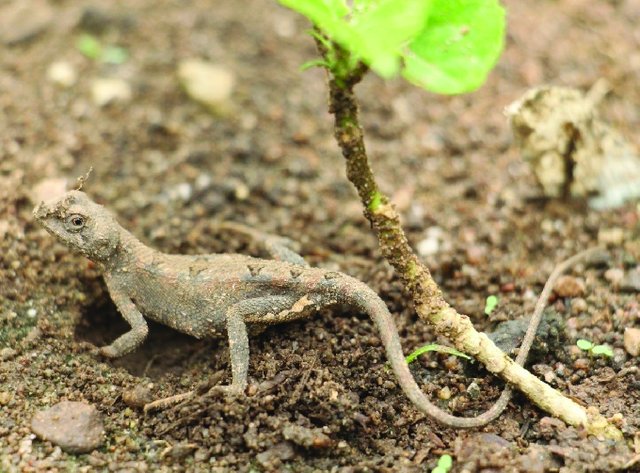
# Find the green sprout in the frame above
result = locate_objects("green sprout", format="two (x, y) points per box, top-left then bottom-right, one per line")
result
(576, 339), (614, 358)
(279, 0), (505, 94)
(432, 454), (453, 473)
(76, 33), (102, 59)
(406, 343), (470, 365)
(76, 34), (129, 64)
(484, 294), (498, 315)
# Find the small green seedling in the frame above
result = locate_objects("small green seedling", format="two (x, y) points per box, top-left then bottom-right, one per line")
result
(431, 454), (453, 473)
(76, 34), (129, 64)
(576, 339), (614, 358)
(279, 0), (505, 94)
(484, 294), (498, 315)
(406, 343), (470, 365)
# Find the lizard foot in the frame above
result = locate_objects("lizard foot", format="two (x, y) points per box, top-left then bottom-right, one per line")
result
(98, 345), (120, 359)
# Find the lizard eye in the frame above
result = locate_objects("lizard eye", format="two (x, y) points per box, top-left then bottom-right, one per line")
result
(66, 214), (86, 232)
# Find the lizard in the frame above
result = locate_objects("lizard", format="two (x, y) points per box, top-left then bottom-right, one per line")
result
(34, 189), (573, 428)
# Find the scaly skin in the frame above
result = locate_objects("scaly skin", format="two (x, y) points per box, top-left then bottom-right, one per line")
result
(34, 190), (485, 426)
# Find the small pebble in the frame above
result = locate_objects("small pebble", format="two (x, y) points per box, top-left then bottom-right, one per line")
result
(624, 327), (640, 357)
(0, 347), (17, 361)
(31, 401), (104, 453)
(466, 381), (481, 399)
(0, 0), (54, 45)
(573, 358), (590, 370)
(604, 268), (625, 286)
(256, 442), (295, 468)
(30, 177), (68, 205)
(0, 391), (12, 405)
(553, 275), (586, 298)
(466, 245), (486, 265)
(570, 297), (587, 315)
(91, 78), (132, 107)
(122, 384), (152, 408)
(438, 387), (451, 400)
(47, 61), (77, 88)
(598, 227), (625, 246)
(177, 59), (235, 112)
(416, 226), (443, 257)
(620, 269), (640, 293)
(282, 424), (333, 449)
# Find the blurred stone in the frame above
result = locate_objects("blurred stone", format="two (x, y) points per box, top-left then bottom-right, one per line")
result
(30, 177), (68, 205)
(620, 268), (640, 293)
(624, 327), (640, 357)
(0, 0), (54, 45)
(604, 268), (624, 286)
(178, 59), (235, 113)
(47, 61), (78, 88)
(91, 78), (132, 107)
(553, 275), (586, 298)
(598, 227), (625, 246)
(416, 226), (443, 257)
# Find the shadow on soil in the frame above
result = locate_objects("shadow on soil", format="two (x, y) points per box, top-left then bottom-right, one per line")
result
(74, 299), (213, 379)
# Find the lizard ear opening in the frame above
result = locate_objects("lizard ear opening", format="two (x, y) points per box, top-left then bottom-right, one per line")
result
(91, 236), (120, 261)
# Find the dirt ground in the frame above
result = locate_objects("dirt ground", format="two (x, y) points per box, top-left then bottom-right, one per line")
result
(1, 0), (640, 471)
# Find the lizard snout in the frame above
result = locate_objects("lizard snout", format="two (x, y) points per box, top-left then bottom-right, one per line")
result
(32, 201), (51, 222)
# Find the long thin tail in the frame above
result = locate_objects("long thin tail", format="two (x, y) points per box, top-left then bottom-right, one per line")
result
(350, 285), (505, 428)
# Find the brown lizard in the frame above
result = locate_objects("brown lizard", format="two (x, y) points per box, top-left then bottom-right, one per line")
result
(34, 189), (560, 428)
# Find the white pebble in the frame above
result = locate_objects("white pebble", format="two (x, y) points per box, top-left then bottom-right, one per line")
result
(177, 59), (235, 111)
(90, 78), (132, 107)
(47, 61), (77, 88)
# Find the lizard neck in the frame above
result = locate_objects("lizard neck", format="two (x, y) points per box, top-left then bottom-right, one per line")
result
(101, 227), (157, 272)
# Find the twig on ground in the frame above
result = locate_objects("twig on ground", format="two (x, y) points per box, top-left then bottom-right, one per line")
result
(316, 38), (621, 438)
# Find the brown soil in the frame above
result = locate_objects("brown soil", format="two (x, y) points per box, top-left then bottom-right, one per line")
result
(1, 0), (639, 471)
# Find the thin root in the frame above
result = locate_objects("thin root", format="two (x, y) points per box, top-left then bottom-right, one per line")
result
(144, 390), (194, 413)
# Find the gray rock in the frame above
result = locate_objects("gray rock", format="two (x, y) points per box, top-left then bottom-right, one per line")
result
(31, 401), (104, 453)
(620, 268), (640, 293)
(0, 0), (54, 45)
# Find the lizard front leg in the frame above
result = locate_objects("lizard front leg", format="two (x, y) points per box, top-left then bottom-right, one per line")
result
(99, 274), (149, 358)
(224, 295), (304, 392)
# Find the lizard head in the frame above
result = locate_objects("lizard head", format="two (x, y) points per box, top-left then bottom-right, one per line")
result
(33, 190), (121, 263)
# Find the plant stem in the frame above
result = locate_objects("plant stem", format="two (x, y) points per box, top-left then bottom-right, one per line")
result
(318, 44), (621, 439)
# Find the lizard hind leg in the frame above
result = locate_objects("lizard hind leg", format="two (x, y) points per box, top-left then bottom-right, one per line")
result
(225, 295), (308, 392)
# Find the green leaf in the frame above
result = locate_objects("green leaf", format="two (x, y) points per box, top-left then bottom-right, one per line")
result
(278, 0), (350, 41)
(279, 0), (432, 77)
(576, 339), (594, 351)
(431, 467), (447, 473)
(348, 0), (433, 77)
(76, 33), (102, 59)
(484, 294), (498, 315)
(592, 345), (614, 357)
(437, 454), (453, 470)
(402, 0), (505, 94)
(101, 46), (129, 65)
(406, 343), (470, 365)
